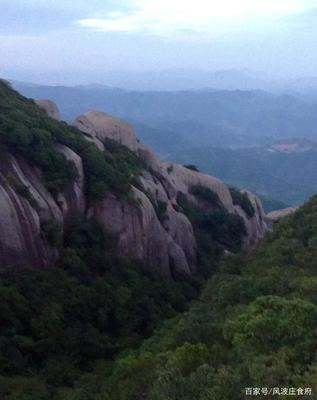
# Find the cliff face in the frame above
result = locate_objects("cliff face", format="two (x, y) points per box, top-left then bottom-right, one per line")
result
(0, 85), (268, 276)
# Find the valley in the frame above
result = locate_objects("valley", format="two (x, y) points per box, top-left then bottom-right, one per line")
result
(14, 81), (317, 209)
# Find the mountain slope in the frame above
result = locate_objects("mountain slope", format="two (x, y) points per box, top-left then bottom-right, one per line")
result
(65, 195), (317, 399)
(0, 80), (267, 276)
(0, 79), (269, 398)
(13, 81), (317, 207)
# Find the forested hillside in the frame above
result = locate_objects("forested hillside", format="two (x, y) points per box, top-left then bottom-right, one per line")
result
(0, 80), (269, 398)
(2, 196), (317, 397)
(44, 196), (317, 399)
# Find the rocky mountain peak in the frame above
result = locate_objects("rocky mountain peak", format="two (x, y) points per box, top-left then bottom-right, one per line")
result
(0, 85), (268, 276)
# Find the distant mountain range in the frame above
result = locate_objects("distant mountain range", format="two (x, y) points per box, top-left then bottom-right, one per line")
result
(9, 68), (317, 92)
(12, 80), (317, 207)
(13, 81), (317, 147)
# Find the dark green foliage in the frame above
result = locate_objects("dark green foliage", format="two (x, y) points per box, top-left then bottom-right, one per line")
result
(154, 200), (168, 224)
(15, 184), (33, 202)
(15, 81), (317, 206)
(143, 188), (168, 223)
(3, 173), (38, 208)
(6, 81), (317, 398)
(0, 217), (201, 398)
(40, 220), (63, 248)
(189, 185), (221, 208)
(76, 195), (317, 400)
(184, 164), (199, 172)
(0, 82), (142, 200)
(0, 82), (77, 195)
(102, 138), (143, 196)
(167, 164), (174, 174)
(177, 191), (246, 255)
(230, 187), (255, 218)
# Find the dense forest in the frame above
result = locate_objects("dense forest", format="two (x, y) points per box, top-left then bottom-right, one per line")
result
(2, 190), (317, 398)
(0, 80), (259, 399)
(0, 80), (316, 398)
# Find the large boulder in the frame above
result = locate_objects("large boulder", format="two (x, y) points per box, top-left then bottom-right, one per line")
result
(74, 111), (139, 151)
(89, 187), (193, 277)
(35, 99), (60, 120)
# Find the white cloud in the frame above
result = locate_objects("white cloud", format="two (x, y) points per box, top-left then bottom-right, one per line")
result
(77, 0), (314, 35)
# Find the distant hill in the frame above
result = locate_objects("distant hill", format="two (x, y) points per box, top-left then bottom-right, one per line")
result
(269, 138), (317, 153)
(13, 81), (317, 149)
(12, 81), (317, 206)
(173, 145), (317, 206)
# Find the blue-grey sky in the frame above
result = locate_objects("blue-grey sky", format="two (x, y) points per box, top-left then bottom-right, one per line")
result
(1, 0), (317, 86)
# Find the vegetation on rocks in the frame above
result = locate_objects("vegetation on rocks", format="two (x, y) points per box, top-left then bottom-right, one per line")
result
(189, 185), (221, 208)
(0, 217), (201, 399)
(2, 192), (316, 398)
(0, 81), (142, 200)
(177, 190), (246, 260)
(230, 187), (255, 218)
(0, 80), (309, 400)
(48, 195), (317, 400)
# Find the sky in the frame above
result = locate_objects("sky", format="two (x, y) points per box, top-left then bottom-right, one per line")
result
(1, 0), (317, 86)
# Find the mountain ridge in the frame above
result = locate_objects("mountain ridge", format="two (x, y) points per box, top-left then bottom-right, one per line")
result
(0, 80), (268, 277)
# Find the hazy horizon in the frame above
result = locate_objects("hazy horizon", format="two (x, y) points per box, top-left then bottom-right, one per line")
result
(2, 0), (317, 88)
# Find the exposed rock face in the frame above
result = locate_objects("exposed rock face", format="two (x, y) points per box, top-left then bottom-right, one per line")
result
(235, 191), (268, 250)
(266, 207), (297, 223)
(55, 144), (86, 216)
(74, 112), (138, 151)
(35, 99), (60, 120)
(89, 187), (192, 277)
(0, 102), (269, 276)
(0, 159), (60, 271)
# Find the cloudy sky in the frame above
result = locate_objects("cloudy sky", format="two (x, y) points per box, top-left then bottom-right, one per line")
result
(1, 0), (317, 85)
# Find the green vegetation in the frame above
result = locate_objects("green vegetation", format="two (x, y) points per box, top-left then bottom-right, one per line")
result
(50, 195), (317, 399)
(41, 219), (63, 248)
(0, 81), (142, 200)
(4, 80), (317, 399)
(155, 200), (168, 223)
(189, 185), (221, 208)
(103, 138), (143, 196)
(230, 187), (255, 218)
(0, 217), (201, 399)
(177, 191), (246, 260)
(3, 173), (38, 208)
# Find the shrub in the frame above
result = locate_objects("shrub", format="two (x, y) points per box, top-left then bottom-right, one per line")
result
(0, 82), (144, 200)
(177, 191), (246, 254)
(184, 164), (199, 172)
(189, 185), (222, 208)
(230, 187), (255, 218)
(40, 219), (63, 248)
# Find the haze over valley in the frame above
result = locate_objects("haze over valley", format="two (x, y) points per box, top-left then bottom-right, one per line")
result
(14, 78), (317, 209)
(3, 1), (317, 398)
